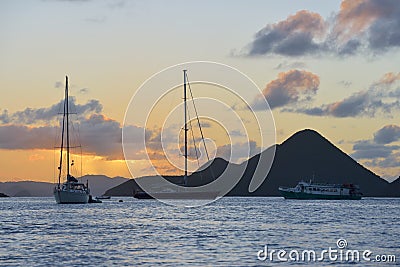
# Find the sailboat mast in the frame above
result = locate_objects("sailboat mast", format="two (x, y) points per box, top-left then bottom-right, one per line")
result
(183, 70), (188, 186)
(57, 78), (67, 187)
(65, 76), (70, 178)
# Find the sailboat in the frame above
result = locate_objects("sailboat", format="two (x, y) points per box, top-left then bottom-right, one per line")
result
(54, 76), (90, 204)
(134, 70), (219, 200)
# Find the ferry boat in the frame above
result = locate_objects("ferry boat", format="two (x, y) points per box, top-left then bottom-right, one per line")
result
(278, 181), (362, 200)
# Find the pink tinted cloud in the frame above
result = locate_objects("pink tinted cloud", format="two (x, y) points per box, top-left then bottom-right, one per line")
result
(245, 0), (400, 56)
(296, 72), (400, 117)
(248, 10), (327, 56)
(253, 70), (320, 109)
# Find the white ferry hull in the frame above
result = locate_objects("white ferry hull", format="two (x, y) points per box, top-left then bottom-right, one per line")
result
(54, 189), (89, 204)
(279, 190), (362, 200)
(279, 181), (362, 200)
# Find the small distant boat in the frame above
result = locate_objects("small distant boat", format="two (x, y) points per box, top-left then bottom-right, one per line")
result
(134, 189), (219, 200)
(0, 192), (9, 198)
(279, 181), (362, 200)
(95, 196), (111, 200)
(54, 76), (90, 204)
(134, 190), (154, 199)
(89, 195), (102, 203)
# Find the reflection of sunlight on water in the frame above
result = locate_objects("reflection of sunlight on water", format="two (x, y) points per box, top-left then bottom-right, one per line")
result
(0, 197), (398, 266)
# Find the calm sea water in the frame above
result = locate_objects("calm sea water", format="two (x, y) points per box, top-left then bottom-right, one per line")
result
(0, 197), (398, 266)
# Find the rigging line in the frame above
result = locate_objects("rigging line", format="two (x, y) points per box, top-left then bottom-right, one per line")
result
(57, 84), (67, 187)
(69, 101), (83, 180)
(185, 72), (216, 182)
(186, 95), (204, 184)
(78, 123), (83, 180)
(54, 95), (63, 185)
(185, 73), (210, 161)
(80, 147), (83, 180)
(53, 143), (56, 185)
(186, 105), (201, 168)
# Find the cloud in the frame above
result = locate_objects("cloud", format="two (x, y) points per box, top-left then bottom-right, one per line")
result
(0, 110), (10, 124)
(0, 98), (102, 125)
(378, 72), (400, 86)
(0, 99), (148, 160)
(368, 152), (400, 168)
(54, 81), (64, 89)
(229, 130), (245, 137)
(351, 125), (400, 174)
(0, 113), (147, 160)
(0, 125), (58, 150)
(338, 80), (352, 87)
(351, 140), (397, 159)
(296, 72), (400, 117)
(79, 88), (89, 94)
(373, 124), (400, 144)
(215, 140), (260, 164)
(52, 0), (91, 2)
(329, 92), (370, 117)
(107, 0), (126, 9)
(317, 91), (371, 117)
(333, 0), (400, 52)
(274, 61), (307, 70)
(253, 69), (320, 109)
(78, 114), (124, 159)
(85, 16), (107, 23)
(242, 0), (400, 57)
(247, 10), (327, 57)
(80, 114), (149, 160)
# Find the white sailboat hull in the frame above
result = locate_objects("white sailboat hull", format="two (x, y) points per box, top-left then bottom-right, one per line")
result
(54, 188), (89, 204)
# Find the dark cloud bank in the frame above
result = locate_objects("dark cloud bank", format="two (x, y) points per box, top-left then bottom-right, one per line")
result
(255, 69), (400, 119)
(0, 99), (144, 160)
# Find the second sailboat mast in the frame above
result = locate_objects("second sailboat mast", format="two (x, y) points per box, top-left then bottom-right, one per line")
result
(65, 76), (70, 178)
(183, 70), (188, 185)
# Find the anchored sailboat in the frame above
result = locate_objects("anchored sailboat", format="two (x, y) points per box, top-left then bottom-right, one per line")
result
(134, 70), (219, 199)
(54, 76), (90, 204)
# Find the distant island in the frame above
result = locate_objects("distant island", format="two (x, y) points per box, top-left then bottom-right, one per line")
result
(1, 129), (399, 198)
(0, 175), (128, 198)
(105, 129), (400, 197)
(0, 192), (9, 197)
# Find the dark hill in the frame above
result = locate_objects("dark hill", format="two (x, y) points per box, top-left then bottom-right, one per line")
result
(229, 129), (396, 197)
(104, 175), (183, 196)
(104, 158), (237, 196)
(106, 129), (400, 197)
(388, 176), (400, 195)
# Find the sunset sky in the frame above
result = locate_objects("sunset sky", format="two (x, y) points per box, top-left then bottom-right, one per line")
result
(1, 0), (399, 183)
